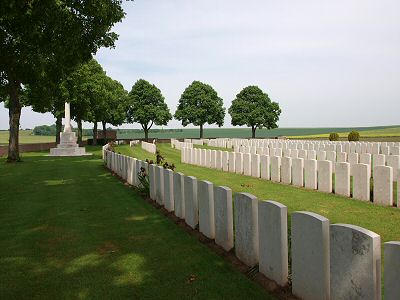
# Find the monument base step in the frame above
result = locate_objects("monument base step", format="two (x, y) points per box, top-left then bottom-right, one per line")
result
(49, 146), (91, 157)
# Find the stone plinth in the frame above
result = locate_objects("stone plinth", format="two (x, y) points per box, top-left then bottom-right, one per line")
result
(49, 132), (89, 156)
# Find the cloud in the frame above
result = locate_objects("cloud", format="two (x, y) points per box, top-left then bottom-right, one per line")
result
(1, 0), (399, 129)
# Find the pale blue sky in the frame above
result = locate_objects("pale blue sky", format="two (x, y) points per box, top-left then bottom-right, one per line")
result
(1, 0), (399, 129)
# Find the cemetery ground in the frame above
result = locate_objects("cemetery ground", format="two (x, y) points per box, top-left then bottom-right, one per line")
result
(118, 143), (400, 247)
(0, 147), (273, 299)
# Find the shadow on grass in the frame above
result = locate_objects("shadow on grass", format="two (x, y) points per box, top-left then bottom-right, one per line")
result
(0, 152), (272, 300)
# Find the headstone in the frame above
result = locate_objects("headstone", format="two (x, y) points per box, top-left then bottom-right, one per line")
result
(384, 241), (400, 300)
(330, 224), (381, 300)
(155, 166), (164, 205)
(243, 153), (252, 176)
(318, 160), (333, 193)
(210, 150), (217, 169)
(353, 164), (370, 201)
(258, 200), (288, 287)
(270, 156), (281, 182)
(216, 150), (223, 170)
(372, 154), (385, 169)
(173, 172), (185, 218)
(251, 154), (260, 178)
(307, 150), (317, 160)
(348, 152), (359, 176)
(163, 168), (174, 212)
(260, 155), (270, 180)
(148, 164), (156, 200)
(337, 152), (347, 163)
(214, 186), (234, 251)
(317, 150), (326, 161)
(222, 151), (229, 172)
(281, 156), (292, 184)
(234, 193), (259, 267)
(205, 149), (211, 168)
(235, 152), (243, 174)
(335, 162), (350, 197)
(292, 158), (304, 187)
(198, 180), (215, 239)
(292, 212), (330, 300)
(305, 159), (318, 190)
(386, 155), (400, 180)
(228, 151), (236, 173)
(373, 166), (393, 206)
(184, 176), (198, 229)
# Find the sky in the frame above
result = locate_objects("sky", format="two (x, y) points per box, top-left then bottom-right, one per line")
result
(1, 0), (399, 130)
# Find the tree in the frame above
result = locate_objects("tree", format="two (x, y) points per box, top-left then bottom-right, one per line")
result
(174, 81), (225, 138)
(100, 78), (128, 138)
(90, 75), (128, 144)
(228, 86), (281, 138)
(127, 79), (172, 141)
(0, 1), (125, 161)
(28, 78), (67, 144)
(63, 59), (106, 145)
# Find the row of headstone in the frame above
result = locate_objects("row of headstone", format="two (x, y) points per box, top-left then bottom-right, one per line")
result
(102, 146), (400, 300)
(202, 138), (400, 156)
(141, 141), (157, 154)
(181, 147), (400, 207)
(171, 139), (193, 150)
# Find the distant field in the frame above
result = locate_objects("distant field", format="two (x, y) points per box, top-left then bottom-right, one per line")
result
(117, 125), (400, 140)
(0, 130), (89, 145)
(1, 125), (398, 145)
(290, 126), (400, 141)
(0, 130), (55, 145)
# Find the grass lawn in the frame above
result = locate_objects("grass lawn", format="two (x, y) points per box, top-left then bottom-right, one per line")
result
(0, 146), (273, 299)
(119, 143), (400, 245)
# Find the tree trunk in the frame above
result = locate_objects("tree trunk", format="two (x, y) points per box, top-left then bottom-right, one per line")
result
(144, 128), (149, 142)
(77, 119), (82, 145)
(55, 116), (62, 144)
(251, 126), (256, 139)
(7, 80), (21, 162)
(102, 121), (107, 142)
(93, 122), (98, 146)
(200, 124), (204, 139)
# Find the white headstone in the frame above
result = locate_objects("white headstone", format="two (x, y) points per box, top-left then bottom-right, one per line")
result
(234, 193), (259, 267)
(305, 159), (317, 190)
(184, 176), (198, 229)
(270, 156), (281, 182)
(292, 211), (330, 300)
(173, 172), (185, 218)
(384, 241), (400, 300)
(258, 200), (288, 287)
(330, 224), (381, 300)
(335, 162), (350, 197)
(260, 155), (270, 180)
(214, 186), (234, 251)
(353, 163), (370, 201)
(373, 166), (393, 206)
(198, 180), (215, 239)
(317, 160), (333, 193)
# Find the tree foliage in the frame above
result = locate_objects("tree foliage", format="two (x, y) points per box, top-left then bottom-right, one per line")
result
(1, 0), (126, 161)
(174, 81), (225, 138)
(228, 86), (281, 138)
(126, 79), (172, 141)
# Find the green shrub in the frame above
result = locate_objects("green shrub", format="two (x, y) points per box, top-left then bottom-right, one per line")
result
(329, 132), (339, 141)
(348, 130), (360, 141)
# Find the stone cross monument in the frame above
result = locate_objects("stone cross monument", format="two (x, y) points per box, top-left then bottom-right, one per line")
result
(49, 102), (89, 156)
